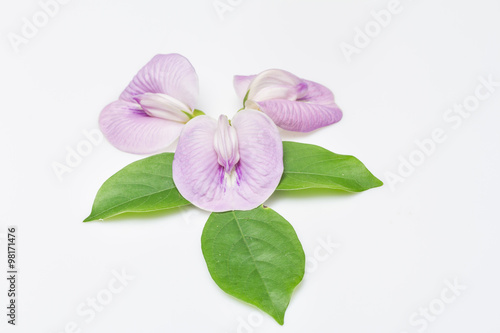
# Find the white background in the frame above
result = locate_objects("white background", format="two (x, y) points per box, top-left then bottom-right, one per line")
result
(1, 0), (499, 332)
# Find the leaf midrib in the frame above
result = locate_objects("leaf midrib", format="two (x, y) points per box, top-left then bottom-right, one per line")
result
(282, 171), (366, 188)
(87, 186), (183, 220)
(232, 211), (280, 319)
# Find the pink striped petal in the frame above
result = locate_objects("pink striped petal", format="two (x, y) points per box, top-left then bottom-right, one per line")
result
(257, 78), (342, 132)
(172, 110), (283, 212)
(120, 54), (199, 110)
(233, 75), (256, 100)
(232, 110), (284, 206)
(234, 69), (343, 132)
(99, 100), (184, 154)
(256, 99), (342, 132)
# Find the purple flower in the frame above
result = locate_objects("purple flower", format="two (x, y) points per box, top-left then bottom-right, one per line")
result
(99, 54), (199, 154)
(172, 110), (283, 212)
(234, 69), (342, 132)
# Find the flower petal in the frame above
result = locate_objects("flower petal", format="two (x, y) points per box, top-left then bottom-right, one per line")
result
(119, 54), (199, 109)
(171, 116), (223, 210)
(233, 75), (256, 100)
(256, 98), (342, 132)
(300, 79), (337, 105)
(231, 109), (284, 207)
(99, 100), (184, 154)
(235, 70), (343, 132)
(172, 110), (283, 212)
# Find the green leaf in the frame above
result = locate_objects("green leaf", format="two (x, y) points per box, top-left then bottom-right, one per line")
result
(84, 153), (189, 222)
(201, 206), (305, 325)
(277, 141), (383, 192)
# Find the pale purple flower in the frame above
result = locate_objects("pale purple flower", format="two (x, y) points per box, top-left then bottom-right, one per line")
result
(234, 69), (342, 132)
(99, 54), (199, 154)
(172, 110), (283, 212)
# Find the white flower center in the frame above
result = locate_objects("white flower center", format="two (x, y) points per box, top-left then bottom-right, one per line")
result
(135, 93), (192, 123)
(213, 115), (240, 187)
(245, 69), (308, 106)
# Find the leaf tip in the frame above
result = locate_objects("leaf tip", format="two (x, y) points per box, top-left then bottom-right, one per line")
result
(374, 177), (384, 188)
(268, 311), (285, 325)
(83, 214), (96, 222)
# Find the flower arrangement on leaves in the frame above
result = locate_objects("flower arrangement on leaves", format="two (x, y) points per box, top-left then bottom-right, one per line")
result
(85, 54), (382, 325)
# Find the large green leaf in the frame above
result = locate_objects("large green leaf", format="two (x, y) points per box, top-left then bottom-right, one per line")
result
(84, 153), (189, 222)
(201, 206), (305, 325)
(277, 141), (383, 192)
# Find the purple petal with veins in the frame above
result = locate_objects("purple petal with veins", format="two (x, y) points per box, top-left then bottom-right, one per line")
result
(99, 100), (185, 154)
(233, 69), (343, 132)
(172, 110), (283, 212)
(234, 75), (256, 100)
(99, 53), (199, 154)
(120, 54), (199, 110)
